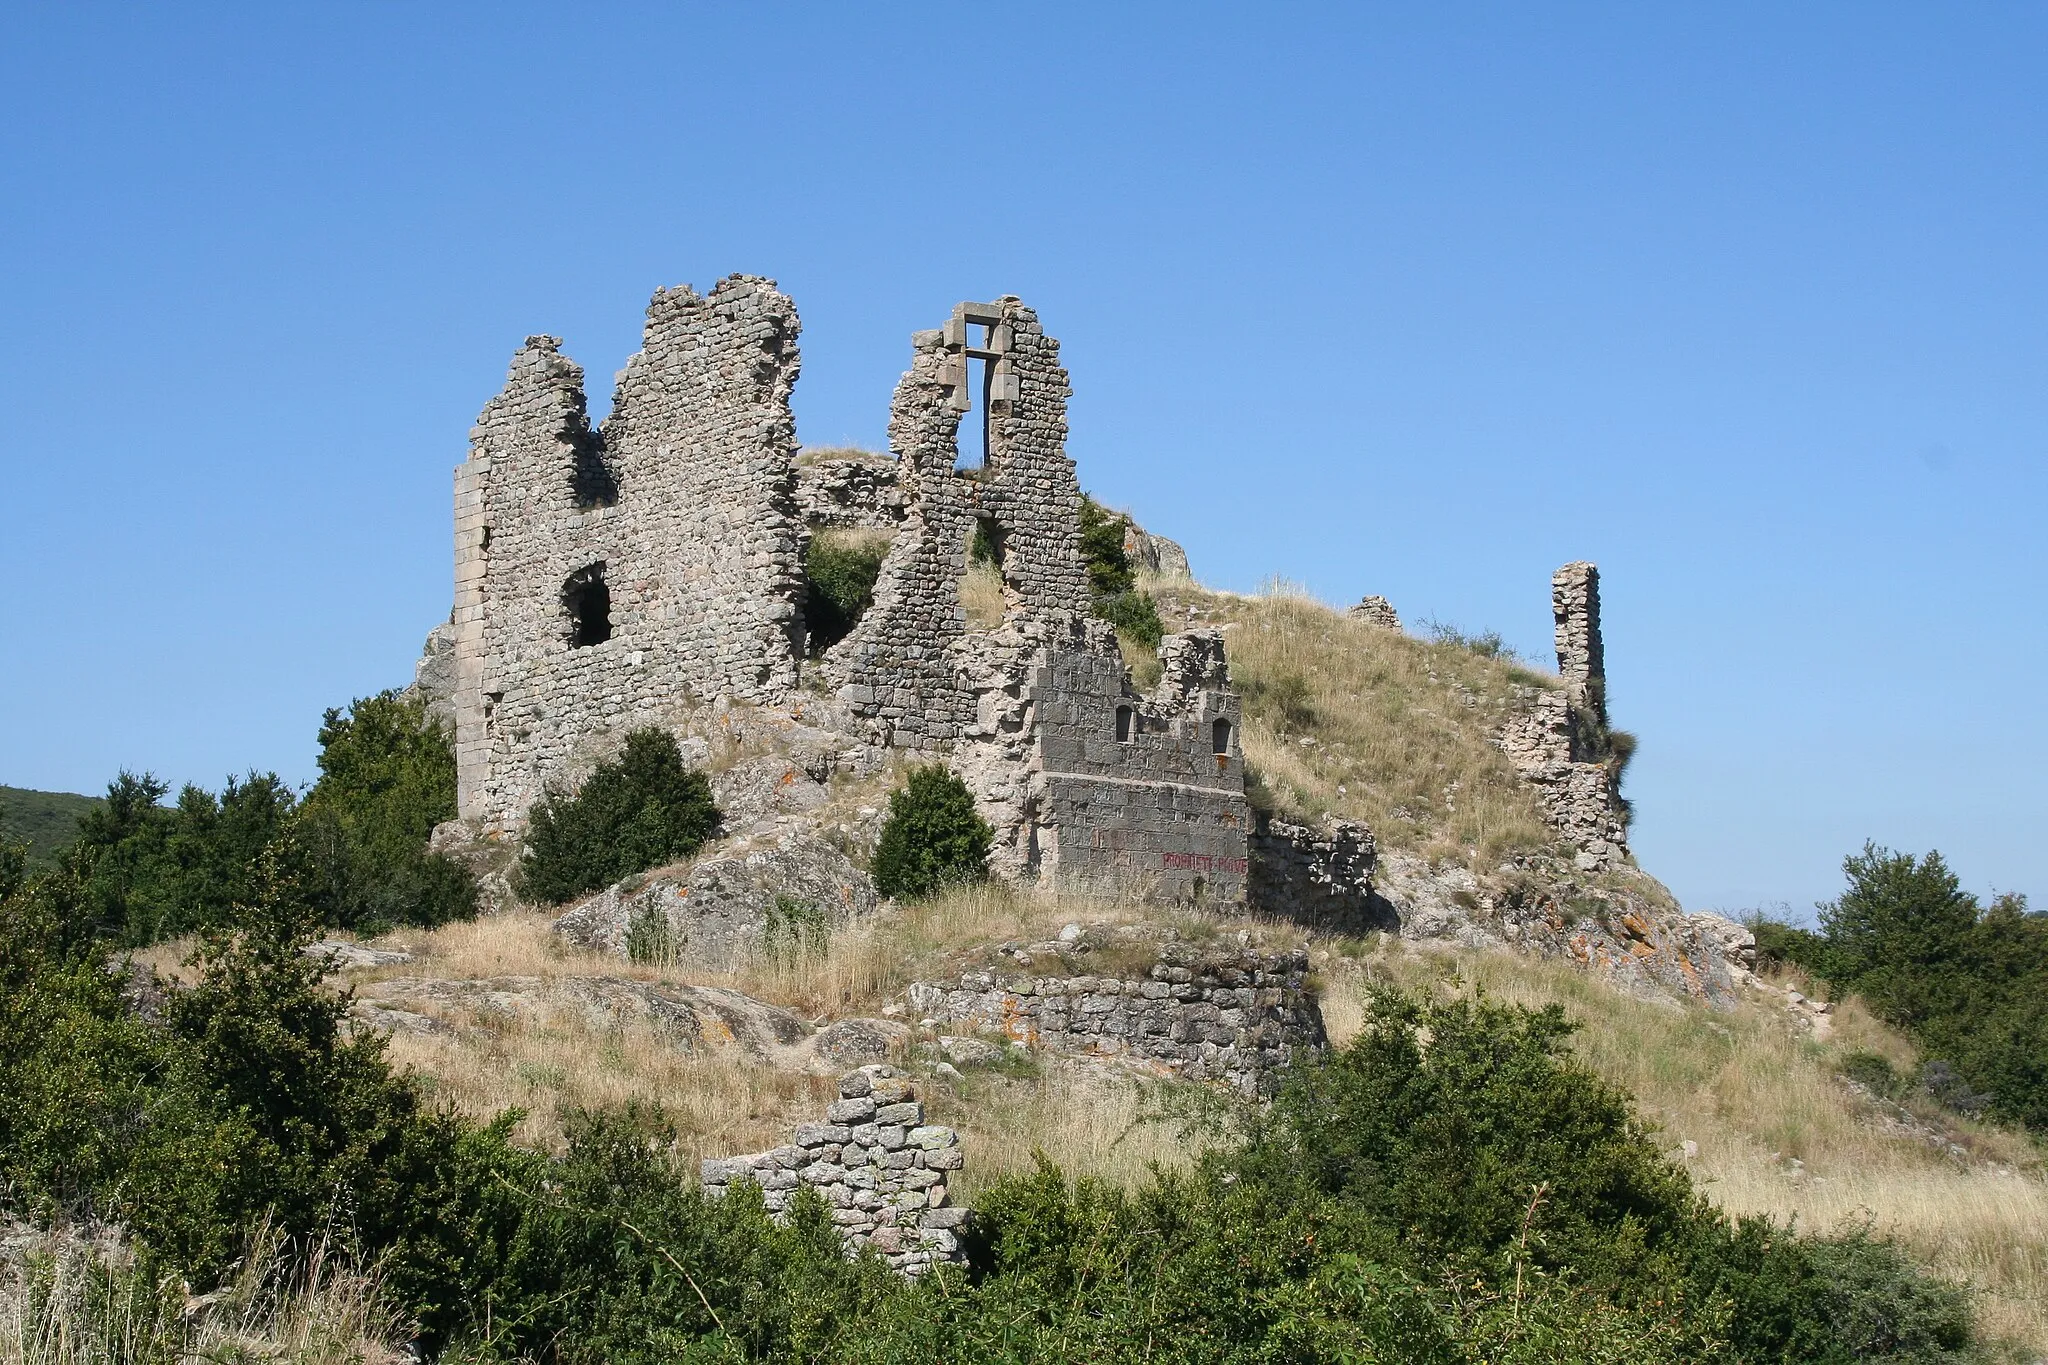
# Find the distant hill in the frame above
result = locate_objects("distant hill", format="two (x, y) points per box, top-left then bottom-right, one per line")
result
(0, 785), (100, 867)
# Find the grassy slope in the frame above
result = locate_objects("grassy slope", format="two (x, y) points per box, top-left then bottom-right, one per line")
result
(277, 580), (2042, 1353)
(1148, 579), (1562, 866)
(0, 784), (99, 867)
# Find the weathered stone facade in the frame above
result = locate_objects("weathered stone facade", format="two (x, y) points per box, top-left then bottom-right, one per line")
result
(795, 452), (906, 531)
(1248, 816), (1383, 932)
(907, 934), (1325, 1096)
(444, 285), (1253, 905)
(452, 277), (806, 830)
(701, 1067), (968, 1274)
(1496, 562), (1631, 870)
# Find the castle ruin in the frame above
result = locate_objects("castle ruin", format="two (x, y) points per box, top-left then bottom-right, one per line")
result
(448, 278), (1249, 903)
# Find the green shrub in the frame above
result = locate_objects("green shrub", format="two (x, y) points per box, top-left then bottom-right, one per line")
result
(70, 770), (298, 946)
(1779, 845), (2048, 1132)
(871, 765), (992, 901)
(302, 690), (474, 932)
(764, 895), (827, 962)
(805, 532), (889, 653)
(1837, 1049), (1905, 1099)
(1094, 587), (1164, 649)
(1077, 495), (1134, 597)
(1078, 495), (1165, 651)
(518, 729), (720, 904)
(1422, 617), (1522, 662)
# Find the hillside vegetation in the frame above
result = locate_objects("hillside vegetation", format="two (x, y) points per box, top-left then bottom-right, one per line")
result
(5, 580), (2044, 1360)
(1148, 578), (1563, 866)
(0, 785), (99, 868)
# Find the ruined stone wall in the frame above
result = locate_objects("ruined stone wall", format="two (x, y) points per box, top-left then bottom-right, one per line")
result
(452, 276), (805, 829)
(795, 453), (905, 530)
(1248, 817), (1381, 931)
(908, 940), (1324, 1097)
(1495, 561), (1629, 870)
(701, 1067), (967, 1274)
(1030, 633), (1250, 902)
(1553, 561), (1605, 723)
(826, 298), (1086, 747)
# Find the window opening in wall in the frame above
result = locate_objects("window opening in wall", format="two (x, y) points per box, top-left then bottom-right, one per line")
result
(959, 520), (1006, 632)
(1115, 706), (1134, 743)
(563, 563), (612, 647)
(948, 304), (1010, 474)
(1212, 718), (1232, 755)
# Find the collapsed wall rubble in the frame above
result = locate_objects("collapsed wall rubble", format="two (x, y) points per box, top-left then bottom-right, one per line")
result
(700, 1066), (968, 1274)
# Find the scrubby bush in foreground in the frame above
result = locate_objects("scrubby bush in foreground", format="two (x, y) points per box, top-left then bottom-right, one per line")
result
(871, 764), (992, 901)
(1, 823), (1987, 1362)
(518, 728), (720, 904)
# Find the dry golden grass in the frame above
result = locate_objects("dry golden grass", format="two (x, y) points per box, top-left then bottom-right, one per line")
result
(794, 444), (889, 467)
(1, 1223), (400, 1365)
(347, 884), (1155, 1155)
(1146, 578), (1559, 865)
(960, 559), (1005, 630)
(1335, 944), (2048, 1357)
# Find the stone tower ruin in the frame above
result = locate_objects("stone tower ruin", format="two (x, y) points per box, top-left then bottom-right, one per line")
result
(447, 280), (1250, 903)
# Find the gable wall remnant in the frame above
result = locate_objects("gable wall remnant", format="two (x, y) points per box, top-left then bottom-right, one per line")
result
(452, 275), (805, 830)
(446, 282), (1254, 905)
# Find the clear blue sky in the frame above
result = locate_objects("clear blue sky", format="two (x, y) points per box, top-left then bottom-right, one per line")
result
(3, 5), (2042, 919)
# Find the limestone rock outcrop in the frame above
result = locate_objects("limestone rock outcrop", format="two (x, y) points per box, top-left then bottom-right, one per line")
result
(553, 827), (878, 969)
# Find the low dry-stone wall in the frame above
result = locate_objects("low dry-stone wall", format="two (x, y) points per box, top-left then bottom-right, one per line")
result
(700, 1067), (967, 1274)
(907, 934), (1325, 1096)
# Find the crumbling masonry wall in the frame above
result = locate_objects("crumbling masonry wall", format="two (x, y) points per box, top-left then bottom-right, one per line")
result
(824, 299), (1088, 748)
(1496, 561), (1630, 870)
(908, 940), (1325, 1097)
(817, 300), (1251, 901)
(701, 1067), (967, 1274)
(447, 284), (1254, 905)
(452, 276), (805, 830)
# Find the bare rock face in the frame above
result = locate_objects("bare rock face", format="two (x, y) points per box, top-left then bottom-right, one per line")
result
(806, 1017), (913, 1069)
(404, 619), (460, 729)
(1369, 852), (1757, 1008)
(702, 1066), (967, 1275)
(710, 752), (833, 830)
(350, 975), (812, 1054)
(1123, 520), (1192, 581)
(552, 828), (878, 969)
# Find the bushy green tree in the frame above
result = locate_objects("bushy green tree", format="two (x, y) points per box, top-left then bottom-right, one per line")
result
(302, 689), (474, 931)
(1757, 844), (2048, 1131)
(71, 769), (298, 945)
(870, 764), (992, 901)
(804, 533), (889, 653)
(518, 729), (720, 904)
(1078, 495), (1165, 650)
